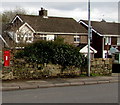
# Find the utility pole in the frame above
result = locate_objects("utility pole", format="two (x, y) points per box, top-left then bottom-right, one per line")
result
(88, 0), (92, 77)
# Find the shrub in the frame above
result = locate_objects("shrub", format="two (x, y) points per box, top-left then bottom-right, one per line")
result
(15, 40), (87, 73)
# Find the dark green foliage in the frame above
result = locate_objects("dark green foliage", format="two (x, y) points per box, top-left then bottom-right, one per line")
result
(115, 54), (119, 60)
(15, 40), (87, 72)
(54, 36), (64, 43)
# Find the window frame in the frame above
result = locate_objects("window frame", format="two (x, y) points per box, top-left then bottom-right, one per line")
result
(26, 33), (33, 43)
(40, 34), (47, 40)
(74, 35), (80, 43)
(117, 37), (120, 45)
(105, 37), (111, 45)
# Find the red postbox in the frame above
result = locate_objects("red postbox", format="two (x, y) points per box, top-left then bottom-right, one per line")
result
(4, 50), (10, 67)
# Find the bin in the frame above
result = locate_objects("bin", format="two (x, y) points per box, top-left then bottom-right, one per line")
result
(112, 52), (120, 73)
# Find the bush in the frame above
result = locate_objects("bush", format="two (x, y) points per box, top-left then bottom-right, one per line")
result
(15, 40), (87, 73)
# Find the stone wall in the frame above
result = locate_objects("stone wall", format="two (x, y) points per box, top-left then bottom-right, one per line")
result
(91, 58), (112, 75)
(1, 58), (113, 80)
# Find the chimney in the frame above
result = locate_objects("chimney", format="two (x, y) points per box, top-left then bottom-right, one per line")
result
(101, 19), (106, 22)
(39, 7), (48, 18)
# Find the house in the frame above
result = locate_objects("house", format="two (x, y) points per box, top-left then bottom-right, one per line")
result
(80, 20), (120, 58)
(0, 35), (9, 48)
(3, 8), (88, 49)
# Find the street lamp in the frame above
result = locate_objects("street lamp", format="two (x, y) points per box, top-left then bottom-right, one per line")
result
(88, 0), (92, 77)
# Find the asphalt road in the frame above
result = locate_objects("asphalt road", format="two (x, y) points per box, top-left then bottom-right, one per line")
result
(2, 83), (118, 103)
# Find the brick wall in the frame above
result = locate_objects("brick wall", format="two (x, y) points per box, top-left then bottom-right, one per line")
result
(58, 35), (74, 44)
(58, 35), (88, 45)
(80, 35), (87, 44)
(111, 37), (117, 45)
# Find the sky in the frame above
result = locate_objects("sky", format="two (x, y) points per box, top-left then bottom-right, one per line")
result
(0, 0), (120, 22)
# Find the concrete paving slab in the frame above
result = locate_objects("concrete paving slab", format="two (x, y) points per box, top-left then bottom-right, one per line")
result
(54, 83), (70, 87)
(19, 85), (38, 90)
(84, 81), (98, 85)
(2, 75), (119, 91)
(98, 80), (110, 84)
(2, 86), (20, 91)
(26, 80), (48, 83)
(38, 84), (55, 88)
(70, 82), (84, 86)
(109, 80), (119, 83)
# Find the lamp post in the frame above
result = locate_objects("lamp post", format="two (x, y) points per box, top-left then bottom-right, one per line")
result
(88, 0), (92, 77)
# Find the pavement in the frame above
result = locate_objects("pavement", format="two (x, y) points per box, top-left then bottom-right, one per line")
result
(1, 73), (120, 91)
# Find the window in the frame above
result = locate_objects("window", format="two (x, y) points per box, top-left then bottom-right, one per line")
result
(40, 35), (47, 40)
(26, 33), (33, 43)
(17, 35), (20, 42)
(117, 37), (120, 45)
(16, 33), (33, 43)
(105, 37), (111, 45)
(74, 35), (80, 43)
(16, 34), (23, 43)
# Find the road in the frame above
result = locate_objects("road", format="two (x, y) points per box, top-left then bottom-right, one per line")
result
(2, 83), (118, 103)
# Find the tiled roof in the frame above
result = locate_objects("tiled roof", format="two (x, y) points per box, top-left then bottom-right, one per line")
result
(17, 14), (87, 34)
(80, 20), (120, 35)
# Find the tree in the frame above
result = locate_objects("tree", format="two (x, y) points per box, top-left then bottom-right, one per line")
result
(0, 7), (29, 48)
(0, 7), (27, 24)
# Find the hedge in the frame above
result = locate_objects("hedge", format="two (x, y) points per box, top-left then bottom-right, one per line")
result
(15, 40), (87, 73)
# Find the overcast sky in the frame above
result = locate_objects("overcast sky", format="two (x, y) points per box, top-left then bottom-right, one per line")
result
(1, 0), (119, 22)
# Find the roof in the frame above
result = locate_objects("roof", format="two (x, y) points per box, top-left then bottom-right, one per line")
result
(80, 45), (97, 54)
(80, 20), (120, 36)
(0, 35), (9, 47)
(12, 14), (87, 34)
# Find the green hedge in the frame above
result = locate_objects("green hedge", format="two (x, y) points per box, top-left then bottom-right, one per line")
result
(15, 40), (87, 73)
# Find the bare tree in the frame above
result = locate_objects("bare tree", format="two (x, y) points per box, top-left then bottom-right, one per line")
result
(1, 7), (27, 24)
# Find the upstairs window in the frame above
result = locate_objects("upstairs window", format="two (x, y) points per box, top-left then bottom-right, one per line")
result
(117, 37), (120, 45)
(17, 33), (33, 43)
(17, 34), (21, 42)
(26, 33), (33, 43)
(74, 35), (80, 43)
(16, 34), (24, 43)
(105, 37), (111, 45)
